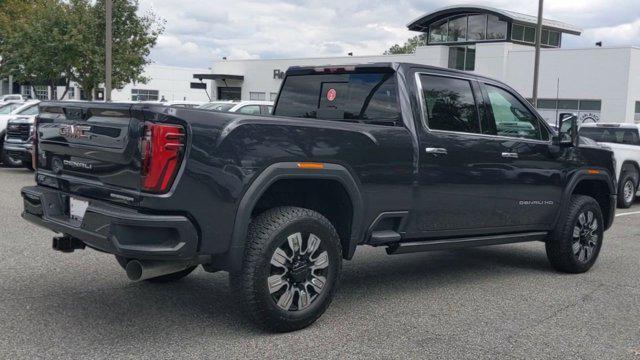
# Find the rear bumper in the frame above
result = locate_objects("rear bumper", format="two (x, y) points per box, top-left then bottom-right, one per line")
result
(21, 186), (199, 260)
(4, 140), (32, 161)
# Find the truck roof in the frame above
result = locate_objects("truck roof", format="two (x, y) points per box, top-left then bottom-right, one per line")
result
(285, 62), (499, 83)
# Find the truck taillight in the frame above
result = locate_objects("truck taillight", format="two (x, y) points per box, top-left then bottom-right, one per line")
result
(140, 123), (185, 193)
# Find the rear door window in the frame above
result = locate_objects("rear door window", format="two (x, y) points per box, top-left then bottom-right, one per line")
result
(419, 74), (480, 133)
(274, 72), (401, 126)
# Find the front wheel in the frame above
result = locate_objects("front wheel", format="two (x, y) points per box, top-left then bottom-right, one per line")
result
(617, 172), (636, 208)
(230, 206), (342, 332)
(546, 195), (604, 273)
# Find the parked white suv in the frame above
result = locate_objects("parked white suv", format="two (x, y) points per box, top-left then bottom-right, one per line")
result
(0, 100), (39, 167)
(580, 123), (640, 207)
(199, 100), (274, 115)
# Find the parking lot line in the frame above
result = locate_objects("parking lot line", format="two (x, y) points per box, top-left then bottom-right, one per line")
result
(616, 210), (640, 217)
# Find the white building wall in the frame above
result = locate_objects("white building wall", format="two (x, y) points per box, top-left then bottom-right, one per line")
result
(111, 64), (211, 102)
(504, 47), (633, 123)
(626, 48), (640, 123)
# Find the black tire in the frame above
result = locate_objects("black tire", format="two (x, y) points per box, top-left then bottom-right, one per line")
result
(114, 255), (197, 283)
(230, 206), (342, 332)
(23, 159), (34, 171)
(0, 144), (21, 168)
(617, 172), (636, 208)
(546, 195), (604, 273)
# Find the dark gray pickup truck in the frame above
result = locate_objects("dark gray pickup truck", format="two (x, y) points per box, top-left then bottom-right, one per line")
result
(22, 63), (616, 332)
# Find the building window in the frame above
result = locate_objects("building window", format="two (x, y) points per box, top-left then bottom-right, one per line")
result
(535, 99), (601, 111)
(131, 89), (159, 101)
(486, 15), (507, 40)
(448, 45), (475, 71)
(635, 101), (640, 123)
(67, 87), (75, 100)
(250, 92), (266, 101)
(21, 86), (31, 98)
(218, 87), (241, 101)
(34, 86), (48, 100)
(429, 14), (507, 44)
(511, 24), (560, 47)
(270, 92), (278, 101)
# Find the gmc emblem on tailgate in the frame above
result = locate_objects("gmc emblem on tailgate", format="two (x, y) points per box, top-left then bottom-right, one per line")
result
(59, 124), (91, 139)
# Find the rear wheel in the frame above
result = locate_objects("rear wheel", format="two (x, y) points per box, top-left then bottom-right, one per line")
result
(617, 172), (636, 208)
(114, 255), (197, 283)
(230, 206), (342, 332)
(546, 195), (603, 273)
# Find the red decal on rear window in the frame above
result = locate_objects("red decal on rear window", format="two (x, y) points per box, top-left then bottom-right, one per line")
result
(327, 88), (337, 102)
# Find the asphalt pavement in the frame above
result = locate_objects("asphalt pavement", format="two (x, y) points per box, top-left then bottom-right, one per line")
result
(0, 167), (639, 359)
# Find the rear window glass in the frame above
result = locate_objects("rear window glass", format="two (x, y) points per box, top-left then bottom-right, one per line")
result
(580, 127), (640, 145)
(274, 72), (401, 126)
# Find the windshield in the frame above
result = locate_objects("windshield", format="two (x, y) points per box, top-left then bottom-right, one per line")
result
(200, 103), (235, 112)
(579, 127), (640, 145)
(0, 103), (19, 114)
(17, 104), (39, 116)
(274, 71), (401, 125)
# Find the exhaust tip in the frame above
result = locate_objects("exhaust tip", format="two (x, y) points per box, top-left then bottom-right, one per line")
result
(125, 260), (144, 281)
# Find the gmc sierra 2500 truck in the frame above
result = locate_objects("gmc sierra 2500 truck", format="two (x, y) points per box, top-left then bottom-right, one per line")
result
(22, 63), (616, 332)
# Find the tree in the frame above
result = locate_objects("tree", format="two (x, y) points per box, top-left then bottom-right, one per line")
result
(68, 0), (164, 100)
(0, 0), (164, 100)
(0, 0), (75, 99)
(384, 34), (429, 55)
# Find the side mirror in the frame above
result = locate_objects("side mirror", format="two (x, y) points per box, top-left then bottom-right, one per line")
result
(555, 113), (579, 147)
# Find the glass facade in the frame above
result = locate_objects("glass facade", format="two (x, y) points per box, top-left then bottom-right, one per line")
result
(250, 92), (266, 101)
(511, 24), (560, 47)
(448, 46), (475, 71)
(429, 14), (507, 44)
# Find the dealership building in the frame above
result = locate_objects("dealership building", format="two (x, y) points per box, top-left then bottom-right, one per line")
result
(0, 64), (212, 103)
(207, 5), (640, 124)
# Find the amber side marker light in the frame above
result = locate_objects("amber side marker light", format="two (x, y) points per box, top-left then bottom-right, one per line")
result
(297, 162), (324, 169)
(587, 169), (601, 175)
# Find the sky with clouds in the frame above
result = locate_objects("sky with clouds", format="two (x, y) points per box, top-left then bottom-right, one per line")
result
(138, 0), (640, 69)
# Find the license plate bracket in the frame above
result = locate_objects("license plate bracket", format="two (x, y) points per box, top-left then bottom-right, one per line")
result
(69, 197), (89, 223)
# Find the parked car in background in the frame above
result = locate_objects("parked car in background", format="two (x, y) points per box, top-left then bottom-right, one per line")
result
(199, 100), (274, 115)
(0, 94), (28, 104)
(140, 100), (206, 108)
(3, 101), (40, 170)
(0, 100), (38, 166)
(579, 123), (640, 208)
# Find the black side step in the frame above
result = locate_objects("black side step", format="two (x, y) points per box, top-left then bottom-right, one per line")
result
(386, 231), (548, 255)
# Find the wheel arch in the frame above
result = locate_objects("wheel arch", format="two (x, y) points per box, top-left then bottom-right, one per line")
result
(620, 160), (640, 185)
(560, 169), (616, 231)
(221, 162), (364, 272)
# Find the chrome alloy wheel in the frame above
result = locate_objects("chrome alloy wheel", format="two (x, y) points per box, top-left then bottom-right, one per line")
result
(268, 232), (329, 311)
(572, 210), (599, 263)
(623, 179), (635, 204)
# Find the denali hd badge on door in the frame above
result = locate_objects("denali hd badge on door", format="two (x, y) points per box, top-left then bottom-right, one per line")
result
(59, 124), (91, 139)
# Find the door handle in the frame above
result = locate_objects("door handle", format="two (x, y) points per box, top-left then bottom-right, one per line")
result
(501, 152), (519, 159)
(425, 147), (448, 155)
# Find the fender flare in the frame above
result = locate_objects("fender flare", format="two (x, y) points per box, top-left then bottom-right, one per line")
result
(222, 162), (364, 271)
(554, 169), (616, 230)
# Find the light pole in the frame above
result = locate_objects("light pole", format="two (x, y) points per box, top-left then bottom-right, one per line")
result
(105, 0), (113, 101)
(531, 0), (544, 108)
